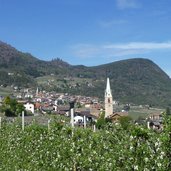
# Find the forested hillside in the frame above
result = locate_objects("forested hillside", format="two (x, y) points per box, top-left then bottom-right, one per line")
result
(1, 41), (171, 106)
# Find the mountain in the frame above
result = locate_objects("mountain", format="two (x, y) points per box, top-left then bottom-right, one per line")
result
(0, 41), (72, 86)
(91, 59), (171, 106)
(0, 40), (171, 107)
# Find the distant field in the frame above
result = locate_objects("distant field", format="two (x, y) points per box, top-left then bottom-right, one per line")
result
(36, 75), (93, 88)
(128, 106), (164, 120)
(36, 75), (56, 84)
(0, 86), (13, 96)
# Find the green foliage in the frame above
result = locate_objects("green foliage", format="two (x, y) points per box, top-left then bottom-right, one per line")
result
(166, 107), (171, 115)
(1, 40), (171, 107)
(0, 121), (170, 170)
(95, 112), (112, 129)
(3, 96), (11, 105)
(16, 103), (26, 116)
(119, 116), (133, 130)
(76, 102), (82, 108)
(161, 113), (171, 169)
(0, 96), (25, 116)
(95, 112), (106, 129)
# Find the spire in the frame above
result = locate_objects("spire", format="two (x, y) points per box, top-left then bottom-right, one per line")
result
(105, 77), (112, 96)
(36, 87), (39, 96)
(104, 77), (113, 118)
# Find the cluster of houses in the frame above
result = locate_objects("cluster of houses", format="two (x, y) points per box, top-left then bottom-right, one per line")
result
(104, 77), (165, 130)
(147, 112), (163, 130)
(15, 80), (129, 126)
(13, 88), (102, 126)
(0, 78), (167, 129)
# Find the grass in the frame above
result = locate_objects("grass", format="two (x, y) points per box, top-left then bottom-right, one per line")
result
(0, 86), (13, 96)
(36, 75), (94, 89)
(128, 111), (149, 120)
(0, 113), (70, 126)
(128, 106), (164, 120)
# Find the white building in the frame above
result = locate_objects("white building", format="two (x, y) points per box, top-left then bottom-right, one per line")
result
(24, 103), (34, 114)
(104, 77), (113, 118)
(53, 105), (58, 112)
(25, 93), (33, 98)
(74, 116), (83, 124)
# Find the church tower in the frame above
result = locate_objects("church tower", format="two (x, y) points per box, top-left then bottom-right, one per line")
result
(105, 77), (113, 118)
(36, 87), (39, 97)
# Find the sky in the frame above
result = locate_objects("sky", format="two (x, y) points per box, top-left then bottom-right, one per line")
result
(0, 0), (171, 76)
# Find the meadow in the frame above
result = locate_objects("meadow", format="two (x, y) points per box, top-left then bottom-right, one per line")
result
(0, 86), (13, 96)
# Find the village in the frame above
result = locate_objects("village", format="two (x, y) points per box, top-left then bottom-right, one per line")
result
(0, 78), (165, 130)
(0, 77), (170, 171)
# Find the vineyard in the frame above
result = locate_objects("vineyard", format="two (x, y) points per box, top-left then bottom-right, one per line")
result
(0, 116), (171, 171)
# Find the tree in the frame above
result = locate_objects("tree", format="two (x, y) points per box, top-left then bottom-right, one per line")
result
(9, 99), (17, 114)
(16, 103), (25, 116)
(96, 111), (112, 129)
(96, 112), (106, 129)
(76, 102), (82, 108)
(166, 107), (171, 115)
(3, 96), (11, 105)
(119, 116), (132, 130)
(1, 96), (25, 116)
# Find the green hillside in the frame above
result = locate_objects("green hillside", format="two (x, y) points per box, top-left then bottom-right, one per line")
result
(0, 41), (171, 107)
(90, 59), (171, 106)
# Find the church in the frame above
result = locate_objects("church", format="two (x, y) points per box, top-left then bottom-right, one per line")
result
(104, 77), (113, 118)
(104, 77), (128, 122)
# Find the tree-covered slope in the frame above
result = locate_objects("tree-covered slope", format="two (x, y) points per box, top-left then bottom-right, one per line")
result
(90, 58), (171, 106)
(0, 41), (71, 86)
(0, 40), (171, 106)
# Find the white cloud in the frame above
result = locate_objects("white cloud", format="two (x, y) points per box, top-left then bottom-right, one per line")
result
(71, 44), (101, 59)
(70, 41), (171, 59)
(104, 42), (171, 50)
(116, 0), (140, 10)
(99, 19), (128, 28)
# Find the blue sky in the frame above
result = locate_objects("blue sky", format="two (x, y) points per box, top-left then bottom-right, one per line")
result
(0, 0), (171, 76)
